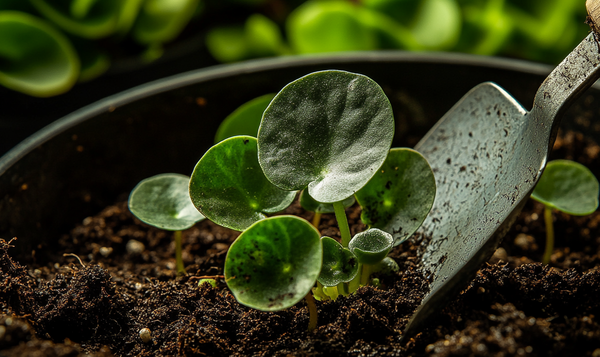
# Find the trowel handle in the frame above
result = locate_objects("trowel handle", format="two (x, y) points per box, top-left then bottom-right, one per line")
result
(588, 0), (600, 26)
(530, 6), (600, 146)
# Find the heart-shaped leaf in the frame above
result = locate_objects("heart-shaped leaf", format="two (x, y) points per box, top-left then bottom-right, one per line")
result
(318, 236), (359, 287)
(531, 160), (599, 215)
(224, 215), (322, 311)
(128, 173), (204, 231)
(189, 136), (296, 231)
(258, 70), (394, 203)
(214, 93), (275, 144)
(299, 189), (355, 214)
(355, 148), (435, 246)
(0, 11), (79, 97)
(348, 228), (393, 265)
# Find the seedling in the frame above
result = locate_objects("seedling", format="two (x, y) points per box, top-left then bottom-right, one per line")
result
(531, 160), (599, 264)
(189, 70), (436, 330)
(128, 173), (204, 275)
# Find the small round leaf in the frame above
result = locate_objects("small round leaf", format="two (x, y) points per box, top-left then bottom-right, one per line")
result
(355, 148), (436, 245)
(372, 256), (400, 275)
(531, 160), (599, 215)
(258, 70), (394, 203)
(189, 136), (296, 231)
(348, 228), (393, 265)
(128, 173), (204, 231)
(299, 189), (355, 214)
(224, 216), (322, 311)
(318, 237), (359, 287)
(214, 94), (275, 144)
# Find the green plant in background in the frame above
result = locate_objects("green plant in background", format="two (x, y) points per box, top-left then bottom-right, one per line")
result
(206, 0), (588, 65)
(188, 70), (436, 330)
(0, 0), (201, 96)
(531, 160), (599, 264)
(128, 173), (205, 275)
(0, 11), (79, 97)
(0, 0), (590, 97)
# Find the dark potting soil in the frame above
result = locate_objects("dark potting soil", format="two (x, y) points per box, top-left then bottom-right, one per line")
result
(1, 129), (600, 357)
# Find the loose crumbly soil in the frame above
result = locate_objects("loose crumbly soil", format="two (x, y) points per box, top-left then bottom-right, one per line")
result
(1, 130), (600, 357)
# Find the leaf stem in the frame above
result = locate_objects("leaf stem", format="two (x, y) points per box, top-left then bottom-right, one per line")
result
(542, 206), (555, 265)
(174, 230), (187, 275)
(360, 264), (372, 286)
(337, 281), (349, 296)
(333, 201), (351, 247)
(312, 212), (322, 229)
(348, 264), (361, 293)
(305, 292), (318, 332)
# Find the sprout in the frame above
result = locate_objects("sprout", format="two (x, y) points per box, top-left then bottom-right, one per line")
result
(531, 160), (599, 264)
(128, 173), (204, 275)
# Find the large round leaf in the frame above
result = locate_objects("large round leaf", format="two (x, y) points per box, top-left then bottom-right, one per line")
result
(258, 70), (394, 203)
(224, 216), (322, 311)
(348, 228), (393, 265)
(189, 136), (296, 231)
(355, 148), (435, 245)
(0, 11), (79, 97)
(128, 173), (204, 231)
(318, 236), (359, 287)
(214, 93), (275, 144)
(531, 160), (599, 215)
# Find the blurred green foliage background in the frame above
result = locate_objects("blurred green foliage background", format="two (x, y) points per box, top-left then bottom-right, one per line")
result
(0, 0), (591, 97)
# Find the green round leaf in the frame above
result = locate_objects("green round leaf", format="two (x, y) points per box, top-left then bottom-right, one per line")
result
(0, 11), (79, 97)
(299, 189), (355, 214)
(189, 136), (296, 231)
(132, 0), (200, 44)
(318, 236), (359, 287)
(205, 25), (248, 63)
(224, 216), (322, 311)
(348, 228), (393, 265)
(214, 94), (276, 144)
(246, 14), (287, 57)
(531, 160), (599, 215)
(287, 1), (378, 54)
(409, 0), (461, 50)
(258, 70), (394, 203)
(128, 173), (204, 231)
(355, 148), (435, 246)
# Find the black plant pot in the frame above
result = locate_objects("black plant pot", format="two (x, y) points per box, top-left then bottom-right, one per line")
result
(1, 52), (598, 261)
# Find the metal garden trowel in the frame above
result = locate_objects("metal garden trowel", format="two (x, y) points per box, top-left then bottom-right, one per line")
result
(402, 0), (600, 339)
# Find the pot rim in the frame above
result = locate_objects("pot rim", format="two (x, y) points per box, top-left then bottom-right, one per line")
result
(0, 51), (554, 176)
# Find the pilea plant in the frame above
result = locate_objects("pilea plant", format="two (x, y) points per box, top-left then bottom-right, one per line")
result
(188, 70), (436, 330)
(531, 160), (599, 264)
(128, 173), (204, 275)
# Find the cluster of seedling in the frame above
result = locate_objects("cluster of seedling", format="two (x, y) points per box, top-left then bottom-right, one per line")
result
(128, 69), (600, 332)
(128, 70), (437, 330)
